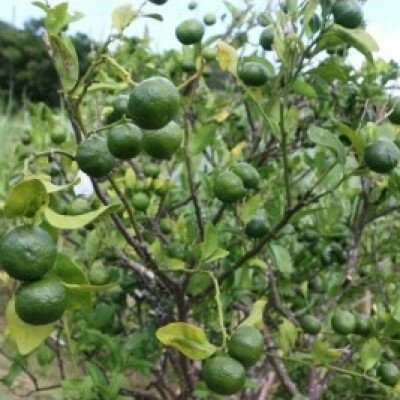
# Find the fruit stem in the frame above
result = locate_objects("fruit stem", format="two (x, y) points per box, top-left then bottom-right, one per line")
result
(208, 271), (229, 350)
(107, 174), (144, 241)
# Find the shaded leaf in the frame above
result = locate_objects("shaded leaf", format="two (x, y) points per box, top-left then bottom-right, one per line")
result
(240, 193), (263, 223)
(52, 253), (92, 310)
(316, 25), (378, 64)
(270, 244), (293, 277)
(308, 126), (346, 165)
(333, 120), (364, 159)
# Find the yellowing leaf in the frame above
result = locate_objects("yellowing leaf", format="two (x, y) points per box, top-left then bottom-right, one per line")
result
(44, 204), (120, 230)
(112, 4), (137, 30)
(6, 299), (54, 355)
(213, 109), (230, 123)
(4, 179), (48, 218)
(231, 141), (245, 161)
(156, 322), (218, 360)
(216, 40), (237, 75)
(277, 319), (297, 353)
(240, 299), (267, 329)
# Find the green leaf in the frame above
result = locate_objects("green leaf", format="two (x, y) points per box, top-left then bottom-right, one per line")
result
(316, 25), (378, 64)
(307, 126), (346, 165)
(333, 120), (365, 159)
(44, 204), (119, 230)
(4, 178), (48, 218)
(311, 339), (341, 365)
(6, 299), (54, 355)
(311, 339), (340, 365)
(205, 248), (229, 263)
(200, 223), (219, 260)
(240, 299), (267, 329)
(359, 337), (381, 371)
(49, 34), (79, 91)
(292, 79), (317, 99)
(302, 0), (318, 27)
(45, 2), (83, 34)
(156, 322), (218, 360)
(312, 57), (348, 82)
(190, 125), (216, 154)
(111, 4), (137, 30)
(143, 13), (163, 22)
(52, 253), (92, 310)
(270, 244), (293, 277)
(216, 41), (238, 76)
(277, 319), (297, 353)
(223, 0), (240, 17)
(240, 193), (263, 223)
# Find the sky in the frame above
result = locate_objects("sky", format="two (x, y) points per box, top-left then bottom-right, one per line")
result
(0, 0), (399, 66)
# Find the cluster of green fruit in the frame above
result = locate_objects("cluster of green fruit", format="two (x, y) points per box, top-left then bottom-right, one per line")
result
(300, 310), (400, 387)
(0, 225), (66, 326)
(76, 77), (182, 178)
(202, 325), (263, 396)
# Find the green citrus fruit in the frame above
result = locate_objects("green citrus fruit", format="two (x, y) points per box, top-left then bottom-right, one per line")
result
(127, 77), (180, 130)
(176, 19), (205, 45)
(112, 94), (129, 119)
(232, 162), (260, 189)
(88, 264), (110, 286)
(67, 197), (92, 215)
(364, 140), (399, 174)
(76, 134), (115, 177)
(203, 47), (217, 61)
(166, 241), (186, 260)
(143, 163), (160, 178)
(204, 13), (216, 26)
(188, 1), (197, 10)
(36, 346), (55, 366)
(245, 217), (269, 238)
(160, 219), (172, 234)
(331, 310), (356, 335)
(214, 171), (246, 203)
(259, 26), (274, 50)
(181, 58), (197, 73)
(378, 362), (400, 386)
(332, 0), (363, 29)
(0, 225), (57, 281)
(308, 14), (321, 33)
(354, 314), (372, 336)
(21, 132), (32, 145)
(388, 101), (400, 125)
(309, 276), (325, 293)
(238, 62), (269, 87)
(132, 192), (150, 211)
(228, 325), (264, 367)
(149, 0), (167, 4)
(300, 315), (322, 335)
(202, 356), (246, 395)
(15, 278), (67, 325)
(153, 178), (170, 196)
(107, 123), (142, 160)
(51, 129), (67, 145)
(142, 121), (183, 160)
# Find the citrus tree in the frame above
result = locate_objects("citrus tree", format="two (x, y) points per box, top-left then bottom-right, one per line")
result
(1, 0), (400, 399)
